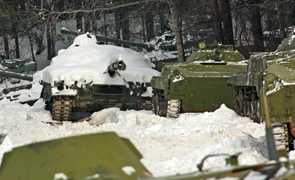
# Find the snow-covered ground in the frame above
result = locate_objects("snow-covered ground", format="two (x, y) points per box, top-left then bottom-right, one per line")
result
(0, 98), (268, 177)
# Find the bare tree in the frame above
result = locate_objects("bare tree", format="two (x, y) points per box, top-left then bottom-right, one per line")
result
(167, 0), (185, 62)
(249, 0), (264, 52)
(7, 0), (295, 62)
(220, 0), (234, 45)
(277, 0), (286, 41)
(210, 0), (224, 43)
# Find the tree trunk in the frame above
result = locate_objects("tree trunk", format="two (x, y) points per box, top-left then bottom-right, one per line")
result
(84, 0), (91, 33)
(210, 0), (224, 43)
(290, 2), (295, 26)
(12, 5), (20, 59)
(14, 33), (20, 59)
(169, 0), (185, 62)
(46, 0), (55, 60)
(4, 35), (9, 59)
(104, 12), (108, 44)
(249, 0), (264, 52)
(220, 0), (234, 45)
(28, 32), (36, 62)
(92, 11), (99, 34)
(142, 14), (146, 42)
(47, 27), (52, 60)
(277, 0), (286, 41)
(76, 0), (83, 33)
(158, 1), (169, 35)
(121, 12), (130, 47)
(76, 14), (83, 33)
(51, 22), (56, 58)
(114, 11), (121, 46)
(145, 10), (154, 41)
(159, 12), (166, 35)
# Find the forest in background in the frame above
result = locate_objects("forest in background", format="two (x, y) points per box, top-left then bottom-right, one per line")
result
(1, 0), (295, 62)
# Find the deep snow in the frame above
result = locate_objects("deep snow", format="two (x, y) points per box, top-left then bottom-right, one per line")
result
(0, 98), (268, 177)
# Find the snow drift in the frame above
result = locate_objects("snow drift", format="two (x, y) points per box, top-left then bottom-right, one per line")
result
(0, 100), (268, 176)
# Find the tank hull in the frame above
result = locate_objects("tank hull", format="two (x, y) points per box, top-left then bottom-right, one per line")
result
(227, 35), (295, 153)
(42, 83), (149, 121)
(163, 76), (235, 112)
(151, 60), (247, 118)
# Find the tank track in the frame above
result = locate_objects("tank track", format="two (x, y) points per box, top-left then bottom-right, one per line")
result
(143, 99), (152, 110)
(167, 99), (181, 119)
(234, 87), (260, 123)
(52, 96), (72, 121)
(152, 89), (167, 117)
(235, 86), (294, 153)
(272, 123), (289, 151)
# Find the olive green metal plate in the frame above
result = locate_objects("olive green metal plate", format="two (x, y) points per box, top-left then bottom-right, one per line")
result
(186, 49), (245, 63)
(0, 132), (151, 180)
(169, 76), (236, 111)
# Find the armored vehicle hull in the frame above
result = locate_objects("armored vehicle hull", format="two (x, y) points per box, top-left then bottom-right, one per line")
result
(0, 132), (152, 180)
(42, 83), (151, 121)
(151, 43), (246, 118)
(228, 35), (295, 152)
(41, 33), (160, 121)
(1, 132), (294, 180)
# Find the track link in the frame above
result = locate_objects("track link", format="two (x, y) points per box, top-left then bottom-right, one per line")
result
(52, 96), (72, 121)
(234, 88), (292, 153)
(234, 87), (260, 123)
(152, 89), (167, 117)
(272, 123), (289, 151)
(167, 99), (181, 119)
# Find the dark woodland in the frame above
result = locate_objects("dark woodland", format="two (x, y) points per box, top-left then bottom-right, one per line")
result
(0, 0), (294, 61)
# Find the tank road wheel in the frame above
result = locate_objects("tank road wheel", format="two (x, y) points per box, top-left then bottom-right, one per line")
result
(272, 123), (289, 152)
(152, 89), (167, 117)
(167, 99), (181, 119)
(52, 96), (73, 121)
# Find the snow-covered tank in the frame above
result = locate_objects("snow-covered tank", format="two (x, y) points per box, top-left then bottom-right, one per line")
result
(41, 33), (160, 121)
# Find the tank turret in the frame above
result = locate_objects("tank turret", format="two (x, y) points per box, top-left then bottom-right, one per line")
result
(61, 27), (154, 51)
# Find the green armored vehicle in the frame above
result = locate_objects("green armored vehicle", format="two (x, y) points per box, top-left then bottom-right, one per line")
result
(1, 131), (294, 180)
(151, 43), (246, 118)
(227, 35), (295, 152)
(41, 33), (160, 121)
(0, 52), (36, 76)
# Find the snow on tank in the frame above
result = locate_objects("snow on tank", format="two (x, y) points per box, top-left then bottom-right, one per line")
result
(42, 33), (160, 95)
